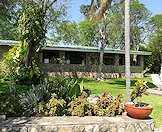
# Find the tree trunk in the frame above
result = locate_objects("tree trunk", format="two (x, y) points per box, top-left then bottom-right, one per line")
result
(98, 46), (104, 79)
(97, 0), (112, 20)
(125, 0), (131, 102)
(26, 39), (34, 68)
(89, 0), (95, 20)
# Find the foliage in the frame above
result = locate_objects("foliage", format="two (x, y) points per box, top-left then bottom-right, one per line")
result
(16, 0), (67, 80)
(0, 91), (22, 116)
(39, 93), (66, 116)
(68, 97), (95, 117)
(95, 91), (123, 116)
(2, 42), (43, 85)
(52, 21), (80, 45)
(131, 80), (148, 102)
(147, 14), (162, 73)
(3, 42), (28, 83)
(49, 77), (81, 102)
(20, 81), (51, 116)
(0, 0), (20, 40)
(68, 90), (124, 117)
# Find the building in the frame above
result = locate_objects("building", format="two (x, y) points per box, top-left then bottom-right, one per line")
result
(0, 40), (151, 78)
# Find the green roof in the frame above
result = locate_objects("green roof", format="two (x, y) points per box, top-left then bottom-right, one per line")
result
(43, 44), (151, 56)
(0, 40), (151, 55)
(0, 40), (19, 45)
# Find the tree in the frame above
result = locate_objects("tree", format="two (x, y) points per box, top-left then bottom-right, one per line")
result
(51, 20), (80, 45)
(125, 0), (131, 102)
(80, 0), (151, 49)
(147, 14), (162, 73)
(2, 0), (67, 84)
(0, 0), (20, 40)
(78, 0), (151, 83)
(79, 19), (99, 46)
(87, 0), (114, 79)
(18, 0), (67, 69)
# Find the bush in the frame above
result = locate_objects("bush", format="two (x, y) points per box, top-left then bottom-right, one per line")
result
(0, 91), (22, 116)
(49, 77), (81, 102)
(20, 77), (83, 116)
(20, 81), (51, 116)
(68, 97), (95, 117)
(68, 91), (124, 117)
(39, 93), (66, 116)
(2, 42), (44, 85)
(131, 80), (148, 102)
(95, 92), (123, 116)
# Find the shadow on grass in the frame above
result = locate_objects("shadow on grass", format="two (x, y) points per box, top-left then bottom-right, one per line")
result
(83, 77), (155, 90)
(105, 79), (137, 89)
(146, 82), (155, 88)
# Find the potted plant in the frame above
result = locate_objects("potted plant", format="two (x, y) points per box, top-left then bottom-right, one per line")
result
(124, 80), (153, 119)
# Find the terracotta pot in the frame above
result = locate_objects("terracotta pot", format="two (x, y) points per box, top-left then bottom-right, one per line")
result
(124, 102), (153, 119)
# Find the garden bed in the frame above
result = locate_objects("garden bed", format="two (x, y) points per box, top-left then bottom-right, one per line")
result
(0, 113), (154, 132)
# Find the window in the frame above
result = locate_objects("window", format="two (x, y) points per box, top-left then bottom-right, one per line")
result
(43, 51), (59, 64)
(65, 51), (85, 64)
(119, 55), (125, 65)
(103, 54), (115, 65)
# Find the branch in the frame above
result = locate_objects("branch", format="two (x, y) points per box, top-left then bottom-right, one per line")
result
(89, 0), (95, 20)
(45, 0), (57, 11)
(97, 0), (112, 20)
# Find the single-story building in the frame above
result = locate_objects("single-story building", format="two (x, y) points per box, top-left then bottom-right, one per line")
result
(0, 40), (151, 78)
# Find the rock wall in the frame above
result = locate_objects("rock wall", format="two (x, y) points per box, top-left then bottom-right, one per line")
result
(0, 115), (154, 132)
(47, 72), (143, 79)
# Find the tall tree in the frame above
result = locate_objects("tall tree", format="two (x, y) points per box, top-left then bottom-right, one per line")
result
(18, 0), (66, 69)
(51, 20), (80, 45)
(80, 0), (151, 49)
(0, 0), (20, 40)
(125, 0), (131, 102)
(89, 0), (113, 79)
(147, 14), (162, 74)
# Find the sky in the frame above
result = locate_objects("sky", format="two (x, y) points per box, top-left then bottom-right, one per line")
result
(66, 0), (162, 22)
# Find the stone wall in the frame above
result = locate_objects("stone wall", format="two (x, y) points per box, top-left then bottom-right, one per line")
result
(41, 64), (143, 73)
(41, 64), (144, 78)
(47, 72), (143, 78)
(0, 115), (154, 132)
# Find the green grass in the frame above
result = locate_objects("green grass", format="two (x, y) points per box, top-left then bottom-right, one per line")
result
(83, 77), (162, 128)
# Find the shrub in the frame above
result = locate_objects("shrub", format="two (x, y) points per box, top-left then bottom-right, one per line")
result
(39, 93), (66, 116)
(95, 91), (123, 116)
(68, 91), (124, 117)
(20, 81), (51, 116)
(131, 80), (148, 102)
(49, 77), (81, 102)
(0, 91), (22, 116)
(68, 97), (95, 117)
(2, 42), (44, 85)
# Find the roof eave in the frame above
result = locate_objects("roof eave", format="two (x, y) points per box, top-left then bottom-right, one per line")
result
(42, 46), (152, 56)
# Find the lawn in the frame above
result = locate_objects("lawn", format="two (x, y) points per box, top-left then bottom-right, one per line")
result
(83, 77), (162, 128)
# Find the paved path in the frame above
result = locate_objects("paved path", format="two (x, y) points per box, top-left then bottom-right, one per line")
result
(146, 88), (162, 96)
